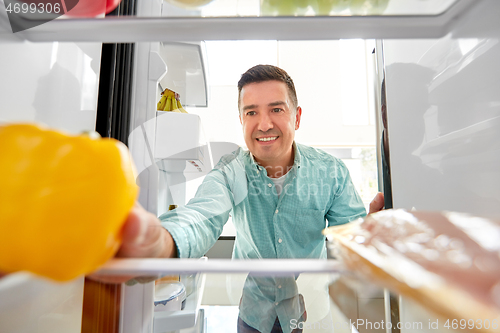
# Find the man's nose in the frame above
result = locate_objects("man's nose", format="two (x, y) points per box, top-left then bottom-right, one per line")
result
(257, 112), (273, 132)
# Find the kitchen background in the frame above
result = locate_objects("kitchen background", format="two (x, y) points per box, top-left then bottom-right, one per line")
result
(184, 39), (378, 236)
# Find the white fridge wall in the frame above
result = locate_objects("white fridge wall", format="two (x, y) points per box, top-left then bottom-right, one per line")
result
(383, 0), (500, 217)
(0, 41), (102, 134)
(0, 41), (102, 332)
(0, 273), (85, 333)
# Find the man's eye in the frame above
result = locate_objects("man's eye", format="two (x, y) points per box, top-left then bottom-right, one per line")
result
(246, 111), (256, 116)
(272, 108), (282, 113)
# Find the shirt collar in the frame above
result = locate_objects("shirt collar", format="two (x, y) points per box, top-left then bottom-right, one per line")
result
(243, 141), (302, 173)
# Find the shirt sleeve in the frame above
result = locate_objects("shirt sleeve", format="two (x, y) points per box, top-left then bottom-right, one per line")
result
(159, 168), (233, 258)
(325, 160), (367, 226)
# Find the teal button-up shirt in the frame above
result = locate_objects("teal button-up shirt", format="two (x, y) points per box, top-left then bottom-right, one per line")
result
(159, 142), (366, 332)
(160, 143), (366, 259)
(160, 142), (366, 259)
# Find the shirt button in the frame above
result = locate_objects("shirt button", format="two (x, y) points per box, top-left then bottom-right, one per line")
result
(275, 209), (279, 214)
(268, 183), (272, 187)
(275, 302), (279, 306)
(278, 238), (283, 243)
(278, 285), (282, 289)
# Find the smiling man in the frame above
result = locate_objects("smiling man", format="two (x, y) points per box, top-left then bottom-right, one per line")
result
(116, 65), (384, 333)
(150, 64), (374, 260)
(118, 64), (384, 262)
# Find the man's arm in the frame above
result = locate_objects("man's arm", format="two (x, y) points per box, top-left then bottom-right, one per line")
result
(115, 191), (384, 259)
(325, 159), (385, 225)
(116, 203), (177, 258)
(116, 153), (240, 259)
(115, 168), (234, 259)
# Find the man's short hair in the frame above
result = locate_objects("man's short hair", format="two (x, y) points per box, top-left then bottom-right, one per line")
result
(237, 65), (298, 113)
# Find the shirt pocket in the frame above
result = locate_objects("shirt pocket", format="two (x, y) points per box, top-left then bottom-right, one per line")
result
(291, 208), (326, 245)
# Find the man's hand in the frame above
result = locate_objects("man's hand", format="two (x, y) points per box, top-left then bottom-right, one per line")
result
(87, 203), (178, 284)
(116, 203), (178, 259)
(368, 192), (385, 215)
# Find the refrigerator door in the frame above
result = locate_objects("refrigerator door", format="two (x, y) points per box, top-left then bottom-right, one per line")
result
(382, 0), (500, 217)
(1, 1), (500, 333)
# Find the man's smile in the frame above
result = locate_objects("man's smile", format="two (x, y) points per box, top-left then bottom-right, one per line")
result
(256, 136), (278, 142)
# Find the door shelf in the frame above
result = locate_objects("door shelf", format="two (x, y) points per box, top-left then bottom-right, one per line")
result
(153, 265), (207, 332)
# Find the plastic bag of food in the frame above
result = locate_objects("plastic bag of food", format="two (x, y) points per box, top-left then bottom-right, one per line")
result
(324, 209), (500, 331)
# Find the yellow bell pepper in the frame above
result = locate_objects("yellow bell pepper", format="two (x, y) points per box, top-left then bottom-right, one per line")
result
(0, 123), (139, 281)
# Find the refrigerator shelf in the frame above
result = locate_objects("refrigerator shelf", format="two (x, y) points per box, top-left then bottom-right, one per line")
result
(2, 0), (481, 43)
(93, 258), (345, 276)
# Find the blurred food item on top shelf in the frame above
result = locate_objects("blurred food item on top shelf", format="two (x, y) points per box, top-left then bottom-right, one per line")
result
(323, 209), (500, 332)
(157, 88), (188, 113)
(164, 0), (214, 10)
(65, 0), (123, 17)
(260, 0), (389, 17)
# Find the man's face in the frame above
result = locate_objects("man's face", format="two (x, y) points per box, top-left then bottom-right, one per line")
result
(239, 80), (302, 167)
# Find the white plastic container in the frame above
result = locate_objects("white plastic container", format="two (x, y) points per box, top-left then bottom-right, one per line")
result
(154, 281), (187, 312)
(154, 112), (208, 173)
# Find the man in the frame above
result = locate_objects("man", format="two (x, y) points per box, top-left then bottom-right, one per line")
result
(119, 65), (383, 257)
(116, 64), (384, 332)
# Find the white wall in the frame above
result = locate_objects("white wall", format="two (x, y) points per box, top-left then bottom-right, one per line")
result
(188, 40), (376, 148)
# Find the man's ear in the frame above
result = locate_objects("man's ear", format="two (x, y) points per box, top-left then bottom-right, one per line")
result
(295, 106), (302, 130)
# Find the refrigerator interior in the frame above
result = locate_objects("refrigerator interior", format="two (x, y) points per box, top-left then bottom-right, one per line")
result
(0, 0), (499, 332)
